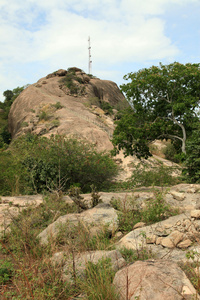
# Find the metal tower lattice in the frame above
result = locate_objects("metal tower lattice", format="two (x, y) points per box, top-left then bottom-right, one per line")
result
(88, 36), (92, 74)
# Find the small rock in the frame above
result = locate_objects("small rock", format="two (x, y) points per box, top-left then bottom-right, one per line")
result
(170, 191), (185, 201)
(177, 239), (192, 249)
(133, 222), (146, 229)
(183, 219), (192, 227)
(146, 234), (157, 244)
(191, 210), (200, 219)
(115, 231), (123, 239)
(156, 237), (163, 245)
(161, 231), (184, 248)
(164, 224), (172, 229)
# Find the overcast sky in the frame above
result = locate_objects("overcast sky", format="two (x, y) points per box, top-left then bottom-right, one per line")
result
(0, 0), (200, 100)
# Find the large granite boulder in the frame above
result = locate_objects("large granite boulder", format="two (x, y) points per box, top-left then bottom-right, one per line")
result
(113, 260), (200, 300)
(8, 68), (127, 152)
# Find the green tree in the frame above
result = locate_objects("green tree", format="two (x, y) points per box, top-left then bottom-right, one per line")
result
(0, 86), (25, 148)
(2, 86), (25, 116)
(183, 125), (200, 182)
(113, 62), (200, 159)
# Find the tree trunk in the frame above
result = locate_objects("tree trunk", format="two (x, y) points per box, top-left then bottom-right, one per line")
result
(171, 111), (187, 154)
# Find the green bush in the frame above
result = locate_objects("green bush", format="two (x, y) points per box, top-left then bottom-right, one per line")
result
(0, 260), (14, 284)
(52, 101), (63, 110)
(163, 143), (179, 162)
(0, 134), (118, 195)
(183, 128), (200, 183)
(0, 151), (26, 195)
(60, 69), (85, 95)
(131, 162), (179, 187)
(111, 190), (177, 233)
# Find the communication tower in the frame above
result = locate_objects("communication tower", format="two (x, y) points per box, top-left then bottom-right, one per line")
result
(88, 36), (92, 74)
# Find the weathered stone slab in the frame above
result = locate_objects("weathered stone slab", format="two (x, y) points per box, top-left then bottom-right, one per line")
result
(113, 260), (200, 300)
(38, 203), (118, 245)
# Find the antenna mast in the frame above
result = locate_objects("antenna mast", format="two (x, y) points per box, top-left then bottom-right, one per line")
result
(88, 36), (92, 74)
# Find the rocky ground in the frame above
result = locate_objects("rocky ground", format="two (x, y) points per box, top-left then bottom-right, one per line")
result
(1, 183), (200, 299)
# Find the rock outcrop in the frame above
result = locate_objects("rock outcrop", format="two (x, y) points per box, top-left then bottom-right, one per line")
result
(113, 260), (200, 300)
(38, 202), (118, 245)
(8, 68), (127, 152)
(1, 184), (200, 298)
(51, 250), (126, 283)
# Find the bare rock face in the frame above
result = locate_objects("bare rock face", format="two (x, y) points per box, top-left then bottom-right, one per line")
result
(113, 260), (200, 300)
(8, 68), (127, 152)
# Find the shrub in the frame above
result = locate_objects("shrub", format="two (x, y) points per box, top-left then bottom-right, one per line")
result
(130, 161), (179, 187)
(60, 69), (85, 95)
(39, 110), (50, 121)
(99, 101), (113, 115)
(52, 101), (63, 110)
(111, 189), (177, 233)
(163, 142), (179, 162)
(0, 134), (118, 195)
(183, 128), (200, 183)
(0, 259), (14, 284)
(119, 246), (153, 263)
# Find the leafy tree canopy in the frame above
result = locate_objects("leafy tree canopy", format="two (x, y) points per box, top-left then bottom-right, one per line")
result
(112, 62), (200, 159)
(0, 86), (27, 148)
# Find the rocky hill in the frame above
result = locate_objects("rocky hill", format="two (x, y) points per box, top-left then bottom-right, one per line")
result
(8, 68), (127, 152)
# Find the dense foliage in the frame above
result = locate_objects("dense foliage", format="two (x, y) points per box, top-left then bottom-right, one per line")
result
(0, 134), (118, 195)
(183, 126), (200, 183)
(0, 86), (25, 148)
(113, 62), (200, 159)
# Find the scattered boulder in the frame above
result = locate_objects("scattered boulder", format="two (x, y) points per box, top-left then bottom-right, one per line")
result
(0, 195), (43, 233)
(38, 203), (118, 245)
(113, 260), (200, 300)
(116, 212), (200, 262)
(52, 250), (126, 282)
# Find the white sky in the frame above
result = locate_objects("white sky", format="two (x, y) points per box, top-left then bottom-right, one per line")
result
(0, 0), (200, 99)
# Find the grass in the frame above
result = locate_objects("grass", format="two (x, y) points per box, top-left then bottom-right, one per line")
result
(0, 193), (118, 299)
(111, 189), (178, 233)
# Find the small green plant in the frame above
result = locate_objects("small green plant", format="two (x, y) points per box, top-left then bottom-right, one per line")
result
(180, 250), (200, 297)
(142, 189), (174, 223)
(68, 185), (88, 212)
(119, 246), (153, 264)
(56, 221), (114, 252)
(111, 195), (141, 232)
(49, 119), (60, 128)
(86, 97), (100, 107)
(111, 190), (177, 233)
(52, 101), (64, 110)
(82, 257), (118, 300)
(20, 121), (29, 127)
(91, 184), (102, 207)
(39, 110), (49, 121)
(0, 259), (14, 284)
